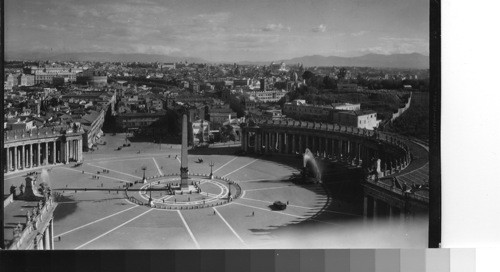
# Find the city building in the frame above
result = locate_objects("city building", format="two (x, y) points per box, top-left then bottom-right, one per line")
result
(246, 89), (287, 103)
(330, 110), (379, 130)
(76, 70), (108, 86)
(282, 99), (333, 121)
(115, 111), (166, 130)
(337, 83), (361, 92)
(191, 119), (211, 145)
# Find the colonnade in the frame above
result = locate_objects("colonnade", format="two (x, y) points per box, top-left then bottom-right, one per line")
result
(4, 138), (83, 173)
(34, 219), (55, 250)
(241, 128), (411, 172)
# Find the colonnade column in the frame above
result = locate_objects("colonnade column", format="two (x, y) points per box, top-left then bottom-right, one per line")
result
(312, 136), (316, 153)
(44, 227), (50, 250)
(21, 145), (25, 169)
(298, 135), (303, 154)
(332, 138), (336, 158)
(37, 143), (41, 166)
(259, 133), (263, 153)
(49, 142), (53, 164)
(7, 147), (11, 172)
(65, 140), (69, 163)
(50, 219), (54, 249)
(78, 139), (83, 162)
(28, 144), (31, 168)
(44, 142), (48, 165)
(278, 133), (284, 153)
(318, 137), (322, 157)
(265, 132), (269, 153)
(14, 146), (18, 170)
(4, 148), (8, 173)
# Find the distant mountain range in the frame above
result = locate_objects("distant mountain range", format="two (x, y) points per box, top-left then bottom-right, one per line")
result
(240, 53), (429, 69)
(6, 51), (428, 69)
(5, 52), (206, 64)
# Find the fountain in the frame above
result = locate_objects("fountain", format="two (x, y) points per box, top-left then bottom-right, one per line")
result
(303, 148), (322, 183)
(40, 169), (51, 187)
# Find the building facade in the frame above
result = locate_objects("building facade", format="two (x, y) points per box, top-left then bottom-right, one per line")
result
(330, 110), (379, 130)
(3, 125), (84, 173)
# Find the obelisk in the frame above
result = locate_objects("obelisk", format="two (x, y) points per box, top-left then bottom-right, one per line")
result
(180, 114), (189, 189)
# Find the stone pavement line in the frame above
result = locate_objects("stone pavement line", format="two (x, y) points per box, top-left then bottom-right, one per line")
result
(90, 155), (157, 163)
(240, 196), (360, 217)
(222, 159), (259, 178)
(177, 210), (201, 249)
(61, 167), (131, 183)
(243, 185), (293, 192)
(213, 157), (238, 173)
(152, 157), (163, 176)
(232, 201), (338, 226)
(87, 163), (142, 179)
(56, 205), (138, 237)
(213, 207), (247, 247)
(74, 208), (154, 249)
(89, 152), (176, 163)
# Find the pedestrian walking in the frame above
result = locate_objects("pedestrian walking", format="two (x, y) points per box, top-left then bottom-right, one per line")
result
(252, 211), (255, 216)
(58, 236), (61, 241)
(214, 210), (216, 215)
(287, 201), (289, 205)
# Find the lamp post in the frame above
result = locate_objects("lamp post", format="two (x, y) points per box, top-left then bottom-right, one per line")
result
(209, 161), (215, 179)
(141, 165), (147, 183)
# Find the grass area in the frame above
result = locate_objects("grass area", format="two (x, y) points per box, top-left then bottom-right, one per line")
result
(384, 92), (429, 141)
(285, 87), (411, 121)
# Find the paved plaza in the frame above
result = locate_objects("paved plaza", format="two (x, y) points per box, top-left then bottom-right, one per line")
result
(4, 134), (428, 249)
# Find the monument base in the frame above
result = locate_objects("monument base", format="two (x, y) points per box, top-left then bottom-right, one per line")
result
(172, 185), (199, 194)
(180, 167), (189, 189)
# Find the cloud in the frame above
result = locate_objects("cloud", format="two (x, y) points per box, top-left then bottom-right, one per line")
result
(261, 23), (291, 32)
(351, 30), (367, 37)
(311, 24), (326, 33)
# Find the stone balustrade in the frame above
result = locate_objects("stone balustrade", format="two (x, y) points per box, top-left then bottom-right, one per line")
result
(8, 197), (56, 250)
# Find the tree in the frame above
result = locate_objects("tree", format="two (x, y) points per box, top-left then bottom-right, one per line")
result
(337, 68), (347, 80)
(302, 71), (315, 82)
(220, 124), (236, 142)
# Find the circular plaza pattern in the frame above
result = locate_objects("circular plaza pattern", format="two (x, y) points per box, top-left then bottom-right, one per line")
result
(132, 175), (239, 209)
(3, 133), (428, 249)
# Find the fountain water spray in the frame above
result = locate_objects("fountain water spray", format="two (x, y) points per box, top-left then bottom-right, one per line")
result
(303, 148), (322, 182)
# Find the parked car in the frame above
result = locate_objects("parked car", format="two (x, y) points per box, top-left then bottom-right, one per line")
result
(272, 201), (287, 210)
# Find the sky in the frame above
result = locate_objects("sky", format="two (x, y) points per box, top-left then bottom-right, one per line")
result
(5, 0), (429, 62)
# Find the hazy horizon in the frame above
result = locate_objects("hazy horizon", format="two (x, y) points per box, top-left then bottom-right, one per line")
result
(5, 0), (429, 62)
